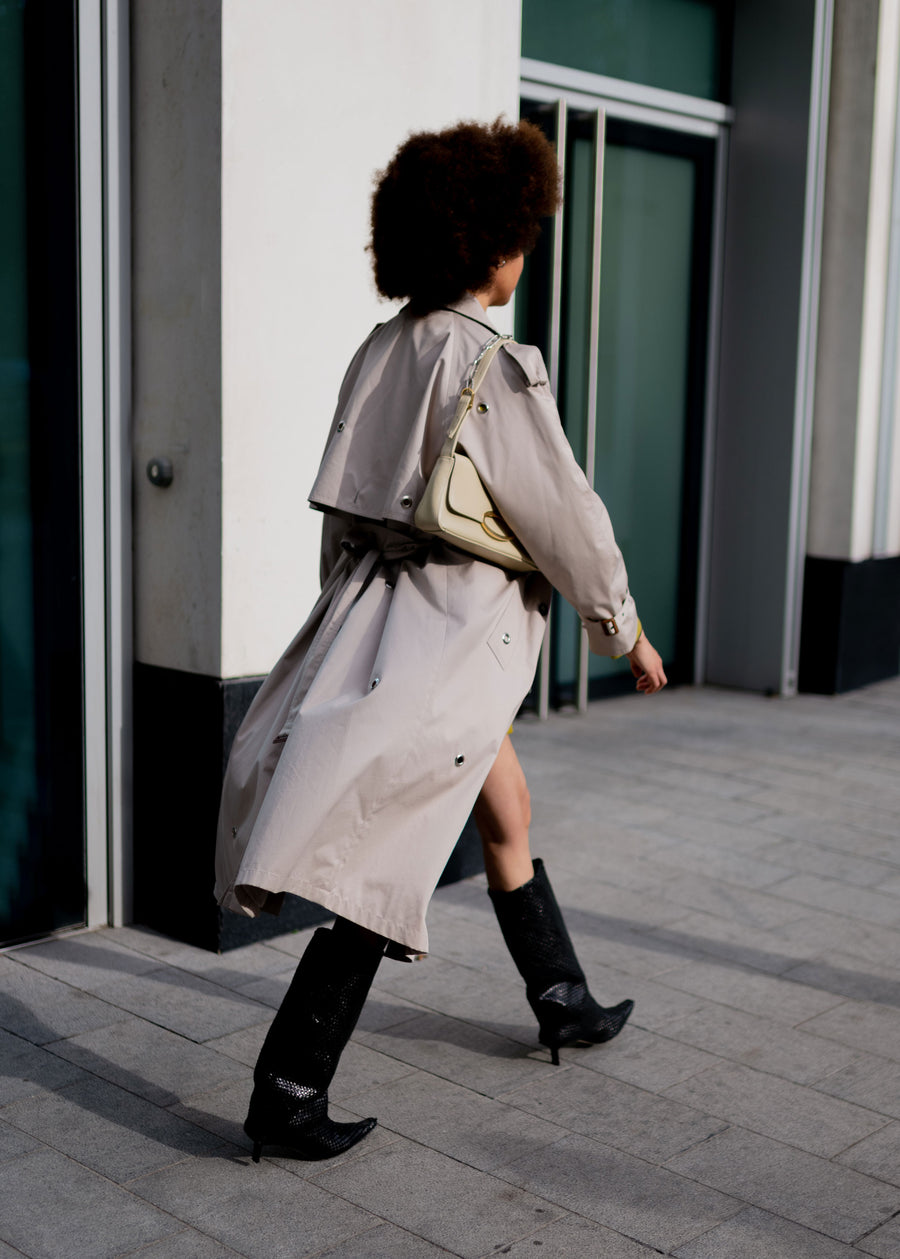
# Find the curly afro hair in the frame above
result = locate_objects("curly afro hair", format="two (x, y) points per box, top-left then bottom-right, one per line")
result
(370, 118), (561, 315)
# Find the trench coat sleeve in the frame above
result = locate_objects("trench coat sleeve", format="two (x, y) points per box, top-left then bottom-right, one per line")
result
(461, 344), (640, 657)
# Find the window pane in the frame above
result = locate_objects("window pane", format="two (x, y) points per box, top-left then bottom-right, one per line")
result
(522, 0), (729, 102)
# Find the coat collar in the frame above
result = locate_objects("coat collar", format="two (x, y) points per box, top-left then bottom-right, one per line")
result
(443, 293), (501, 335)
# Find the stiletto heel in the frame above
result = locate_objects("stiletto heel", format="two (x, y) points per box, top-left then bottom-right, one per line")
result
(252, 1141), (262, 1163)
(489, 860), (634, 1058)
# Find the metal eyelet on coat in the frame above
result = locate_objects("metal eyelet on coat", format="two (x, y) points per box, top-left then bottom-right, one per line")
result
(400, 494), (412, 508)
(454, 754), (465, 766)
(336, 421), (345, 431)
(476, 402), (489, 414)
(502, 632), (511, 645)
(370, 676), (381, 689)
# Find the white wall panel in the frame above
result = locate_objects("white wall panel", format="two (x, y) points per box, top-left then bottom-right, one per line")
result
(220, 0), (521, 677)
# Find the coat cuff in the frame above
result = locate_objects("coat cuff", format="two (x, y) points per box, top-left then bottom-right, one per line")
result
(582, 594), (640, 657)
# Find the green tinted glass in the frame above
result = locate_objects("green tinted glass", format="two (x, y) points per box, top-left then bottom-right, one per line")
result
(523, 0), (728, 102)
(589, 140), (695, 686)
(0, 3), (38, 929)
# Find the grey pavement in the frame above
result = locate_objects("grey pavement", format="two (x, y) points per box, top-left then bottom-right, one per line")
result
(2, 678), (900, 1258)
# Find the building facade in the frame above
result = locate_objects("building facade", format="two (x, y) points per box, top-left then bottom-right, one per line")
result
(1, 0), (898, 949)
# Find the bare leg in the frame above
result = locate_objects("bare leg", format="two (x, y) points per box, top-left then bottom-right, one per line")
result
(474, 734), (534, 891)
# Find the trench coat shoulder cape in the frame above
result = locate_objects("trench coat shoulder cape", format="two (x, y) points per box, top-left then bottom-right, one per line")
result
(214, 295), (639, 955)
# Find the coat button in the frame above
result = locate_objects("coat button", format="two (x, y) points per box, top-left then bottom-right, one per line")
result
(454, 754), (465, 766)
(336, 421), (345, 431)
(370, 676), (381, 689)
(502, 632), (511, 645)
(400, 494), (412, 508)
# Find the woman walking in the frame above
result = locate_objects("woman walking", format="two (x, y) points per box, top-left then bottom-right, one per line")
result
(215, 118), (667, 1163)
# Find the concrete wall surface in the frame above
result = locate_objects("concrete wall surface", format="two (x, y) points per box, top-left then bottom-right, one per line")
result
(131, 0), (223, 675)
(220, 0), (520, 678)
(131, 0), (521, 679)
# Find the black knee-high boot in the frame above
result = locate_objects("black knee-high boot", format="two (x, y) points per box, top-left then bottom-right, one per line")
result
(244, 923), (383, 1161)
(489, 859), (634, 1064)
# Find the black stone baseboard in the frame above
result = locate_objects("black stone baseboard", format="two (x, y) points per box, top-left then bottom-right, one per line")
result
(132, 663), (485, 952)
(799, 555), (900, 694)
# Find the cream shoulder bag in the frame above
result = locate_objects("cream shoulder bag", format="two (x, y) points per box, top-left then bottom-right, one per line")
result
(414, 335), (536, 572)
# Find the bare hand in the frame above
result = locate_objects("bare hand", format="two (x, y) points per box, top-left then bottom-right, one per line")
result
(626, 634), (667, 695)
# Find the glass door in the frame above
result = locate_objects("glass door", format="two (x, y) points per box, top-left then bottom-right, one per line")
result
(519, 100), (715, 706)
(0, 2), (86, 944)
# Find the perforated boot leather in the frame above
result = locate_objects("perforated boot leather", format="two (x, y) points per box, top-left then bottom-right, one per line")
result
(244, 925), (381, 1161)
(489, 858), (634, 1064)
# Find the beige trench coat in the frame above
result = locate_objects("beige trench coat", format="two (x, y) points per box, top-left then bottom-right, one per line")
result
(214, 295), (639, 954)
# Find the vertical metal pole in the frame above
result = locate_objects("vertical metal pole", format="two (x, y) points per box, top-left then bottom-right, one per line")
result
(781, 0), (834, 695)
(577, 108), (606, 714)
(104, 0), (133, 925)
(79, 0), (110, 928)
(539, 99), (567, 720)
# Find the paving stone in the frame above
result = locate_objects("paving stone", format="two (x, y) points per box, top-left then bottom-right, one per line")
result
(45, 961), (273, 1043)
(10, 931), (160, 989)
(0, 957), (128, 1045)
(814, 1054), (900, 1119)
(767, 874), (900, 929)
(857, 1213), (900, 1257)
(646, 911), (815, 976)
(129, 1153), (378, 1257)
(751, 836), (898, 889)
(0, 1027), (87, 1104)
(354, 987), (431, 1034)
(798, 1000), (900, 1062)
(666, 1125), (900, 1242)
(114, 932), (300, 990)
(494, 1131), (742, 1251)
(671, 1204), (866, 1257)
(372, 956), (542, 1047)
(0, 1116), (40, 1162)
(782, 953), (900, 1007)
(201, 1023), (267, 1069)
(349, 1068), (568, 1172)
(664, 1060), (886, 1156)
(641, 813), (778, 854)
(356, 1009), (555, 1097)
(0, 1241), (27, 1258)
(568, 919), (708, 980)
(657, 957), (844, 1025)
(124, 1231), (246, 1257)
(659, 1002), (861, 1085)
(835, 1121), (900, 1186)
(753, 813), (900, 867)
(1, 1075), (227, 1181)
(312, 1137), (565, 1258)
(500, 1062), (726, 1163)
(541, 865), (699, 930)
(738, 787), (899, 843)
(572, 1022), (722, 1090)
(0, 1147), (180, 1258)
(486, 1211), (663, 1257)
(636, 840), (793, 891)
(47, 1016), (247, 1106)
(778, 917), (900, 971)
(422, 913), (513, 972)
(310, 1220), (454, 1257)
(226, 970), (292, 1009)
